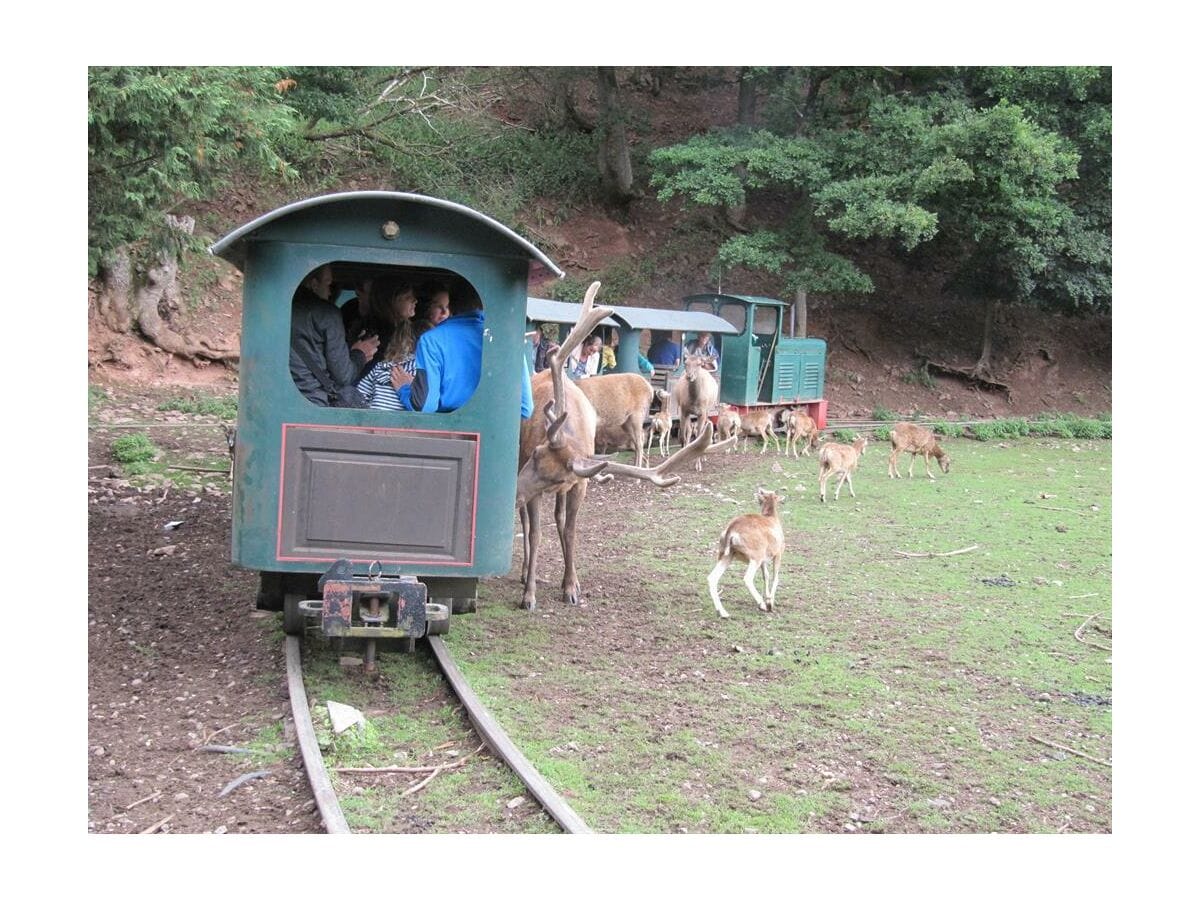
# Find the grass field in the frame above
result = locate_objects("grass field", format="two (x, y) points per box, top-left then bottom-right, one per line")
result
(442, 435), (1113, 833)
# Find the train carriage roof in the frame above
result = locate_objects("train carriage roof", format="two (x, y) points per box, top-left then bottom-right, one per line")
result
(209, 191), (563, 281)
(526, 298), (737, 335)
(684, 293), (793, 309)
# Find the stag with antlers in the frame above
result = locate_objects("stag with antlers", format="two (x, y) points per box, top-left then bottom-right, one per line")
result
(516, 282), (731, 611)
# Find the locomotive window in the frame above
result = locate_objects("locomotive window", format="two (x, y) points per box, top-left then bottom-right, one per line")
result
(717, 303), (747, 334)
(288, 264), (485, 414)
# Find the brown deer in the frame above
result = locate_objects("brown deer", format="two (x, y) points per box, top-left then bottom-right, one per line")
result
(887, 422), (951, 480)
(781, 408), (819, 458)
(645, 389), (673, 459)
(516, 283), (733, 611)
(818, 434), (868, 502)
(577, 373), (654, 468)
(707, 487), (785, 619)
(739, 407), (782, 454)
(716, 404), (742, 452)
(672, 352), (719, 471)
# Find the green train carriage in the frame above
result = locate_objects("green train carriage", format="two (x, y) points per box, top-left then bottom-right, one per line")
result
(210, 192), (562, 646)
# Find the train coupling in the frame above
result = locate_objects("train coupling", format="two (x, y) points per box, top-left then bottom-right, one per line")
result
(315, 559), (449, 640)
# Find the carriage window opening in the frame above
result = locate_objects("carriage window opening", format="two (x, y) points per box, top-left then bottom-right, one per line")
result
(718, 303), (746, 334)
(289, 264), (485, 414)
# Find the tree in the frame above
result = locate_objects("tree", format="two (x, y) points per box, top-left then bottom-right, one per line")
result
(648, 66), (1111, 377)
(89, 66), (300, 361)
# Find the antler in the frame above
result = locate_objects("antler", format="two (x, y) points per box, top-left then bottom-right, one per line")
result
(593, 421), (736, 486)
(545, 281), (613, 449)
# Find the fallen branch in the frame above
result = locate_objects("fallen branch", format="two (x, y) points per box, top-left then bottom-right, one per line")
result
(1072, 613), (1112, 652)
(334, 743), (485, 776)
(125, 790), (162, 811)
(139, 814), (174, 834)
(893, 544), (979, 559)
(202, 723), (237, 744)
(1023, 501), (1086, 515)
(1030, 735), (1112, 768)
(1066, 593), (1100, 600)
(166, 465), (228, 474)
(401, 766), (447, 797)
(218, 769), (274, 798)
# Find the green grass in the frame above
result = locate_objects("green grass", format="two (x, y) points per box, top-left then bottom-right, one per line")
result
(440, 435), (1111, 833)
(157, 392), (238, 419)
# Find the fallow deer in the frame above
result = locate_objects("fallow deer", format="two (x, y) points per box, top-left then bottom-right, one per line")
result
(645, 389), (673, 459)
(781, 408), (819, 458)
(887, 422), (950, 479)
(516, 282), (733, 611)
(818, 434), (868, 502)
(707, 487), (785, 619)
(739, 407), (782, 454)
(577, 373), (654, 469)
(672, 352), (719, 471)
(716, 404), (742, 453)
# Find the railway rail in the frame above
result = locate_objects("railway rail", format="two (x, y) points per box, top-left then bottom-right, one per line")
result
(284, 634), (592, 834)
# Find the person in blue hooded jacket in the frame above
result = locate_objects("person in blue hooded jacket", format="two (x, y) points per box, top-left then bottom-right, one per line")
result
(393, 280), (533, 418)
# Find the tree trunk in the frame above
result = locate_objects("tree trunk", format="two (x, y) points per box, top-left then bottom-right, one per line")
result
(132, 215), (240, 364)
(793, 288), (807, 339)
(596, 67), (638, 206)
(96, 249), (134, 333)
(736, 67), (757, 126)
(972, 295), (999, 378)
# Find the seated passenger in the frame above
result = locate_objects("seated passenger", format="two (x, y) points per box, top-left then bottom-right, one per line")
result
(340, 277), (373, 343)
(600, 331), (618, 374)
(530, 325), (560, 373)
(394, 280), (485, 413)
(647, 331), (681, 367)
(566, 334), (603, 380)
(290, 264), (378, 407)
(356, 279), (418, 410)
(413, 281), (451, 341)
(685, 331), (720, 370)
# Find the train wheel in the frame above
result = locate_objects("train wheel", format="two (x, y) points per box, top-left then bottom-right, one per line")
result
(282, 593), (308, 636)
(425, 603), (451, 636)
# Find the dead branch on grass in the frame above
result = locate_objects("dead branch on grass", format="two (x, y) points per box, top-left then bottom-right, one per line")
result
(1072, 613), (1112, 651)
(139, 814), (174, 834)
(1030, 735), (1111, 768)
(893, 545), (979, 559)
(125, 790), (162, 811)
(334, 743), (485, 776)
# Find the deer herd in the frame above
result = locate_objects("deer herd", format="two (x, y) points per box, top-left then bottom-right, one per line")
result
(515, 281), (952, 620)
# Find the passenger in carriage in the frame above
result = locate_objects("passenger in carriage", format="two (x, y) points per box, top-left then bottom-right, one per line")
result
(355, 278), (418, 410)
(647, 330), (681, 367)
(566, 333), (603, 380)
(340, 277), (374, 343)
(289, 264), (378, 407)
(530, 324), (560, 373)
(685, 331), (720, 370)
(413, 281), (451, 340)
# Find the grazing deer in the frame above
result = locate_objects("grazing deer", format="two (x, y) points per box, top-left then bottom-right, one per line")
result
(716, 404), (742, 452)
(672, 352), (719, 470)
(818, 434), (868, 502)
(781, 408), (819, 458)
(739, 407), (782, 455)
(645, 389), (673, 459)
(516, 283), (734, 611)
(887, 422), (951, 479)
(578, 373), (654, 468)
(707, 487), (785, 619)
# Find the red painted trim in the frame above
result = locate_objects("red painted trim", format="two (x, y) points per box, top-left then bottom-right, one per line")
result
(276, 422), (483, 566)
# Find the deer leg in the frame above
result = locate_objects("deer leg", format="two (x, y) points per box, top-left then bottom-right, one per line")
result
(924, 452), (935, 480)
(819, 469), (828, 502)
(767, 553), (782, 610)
(559, 482), (587, 606)
(889, 448), (899, 478)
(520, 500), (541, 611)
(834, 471), (847, 501)
(707, 555), (732, 619)
(630, 422), (644, 469)
(743, 560), (767, 611)
(908, 453), (916, 478)
(846, 472), (856, 498)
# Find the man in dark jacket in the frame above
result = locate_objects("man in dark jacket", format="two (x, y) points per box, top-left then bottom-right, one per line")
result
(289, 265), (378, 406)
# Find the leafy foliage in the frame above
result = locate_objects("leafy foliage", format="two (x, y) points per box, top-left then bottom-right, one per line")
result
(156, 393), (238, 419)
(88, 67), (300, 275)
(648, 67), (1110, 315)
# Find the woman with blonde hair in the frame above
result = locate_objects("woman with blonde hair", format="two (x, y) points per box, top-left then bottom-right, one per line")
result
(356, 278), (419, 411)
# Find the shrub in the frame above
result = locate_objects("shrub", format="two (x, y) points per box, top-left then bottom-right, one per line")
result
(872, 406), (899, 421)
(902, 366), (936, 389)
(832, 429), (858, 443)
(931, 421), (965, 438)
(874, 426), (893, 442)
(157, 393), (238, 419)
(111, 433), (160, 474)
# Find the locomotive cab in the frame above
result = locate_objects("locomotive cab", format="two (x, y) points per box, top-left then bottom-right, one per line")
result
(211, 192), (562, 645)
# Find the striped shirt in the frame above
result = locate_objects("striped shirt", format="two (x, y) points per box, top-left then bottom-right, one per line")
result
(357, 357), (416, 411)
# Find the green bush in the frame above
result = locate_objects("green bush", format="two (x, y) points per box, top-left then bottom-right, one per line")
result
(872, 406), (899, 421)
(157, 393), (238, 419)
(111, 433), (159, 465)
(874, 426), (893, 442)
(931, 421), (965, 438)
(902, 366), (936, 389)
(832, 429), (858, 444)
(974, 415), (1110, 442)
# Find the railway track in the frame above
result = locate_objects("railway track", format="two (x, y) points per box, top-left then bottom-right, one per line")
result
(284, 634), (592, 834)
